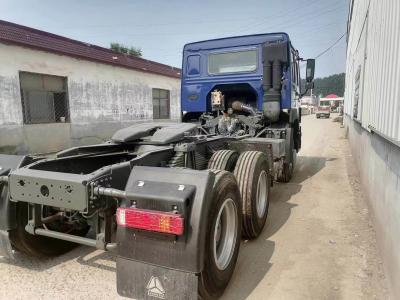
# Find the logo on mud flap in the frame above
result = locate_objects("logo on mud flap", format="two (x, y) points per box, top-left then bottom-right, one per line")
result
(146, 276), (166, 299)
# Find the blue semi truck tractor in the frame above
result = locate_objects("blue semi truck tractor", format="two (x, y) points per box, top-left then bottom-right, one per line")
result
(0, 33), (314, 299)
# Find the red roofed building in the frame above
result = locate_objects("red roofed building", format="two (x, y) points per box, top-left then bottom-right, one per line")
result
(0, 20), (182, 154)
(319, 94), (344, 112)
(325, 94), (339, 98)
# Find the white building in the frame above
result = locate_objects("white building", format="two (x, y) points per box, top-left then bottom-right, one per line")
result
(300, 95), (318, 106)
(319, 94), (344, 112)
(0, 20), (181, 154)
(344, 1), (400, 297)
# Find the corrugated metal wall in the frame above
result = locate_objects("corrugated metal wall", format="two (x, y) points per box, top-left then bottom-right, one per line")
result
(344, 0), (400, 141)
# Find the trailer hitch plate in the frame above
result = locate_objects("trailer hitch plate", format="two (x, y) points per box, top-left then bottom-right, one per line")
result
(117, 257), (198, 300)
(8, 168), (88, 211)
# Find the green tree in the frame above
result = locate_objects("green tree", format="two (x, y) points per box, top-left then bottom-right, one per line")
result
(301, 73), (345, 97)
(110, 42), (142, 57)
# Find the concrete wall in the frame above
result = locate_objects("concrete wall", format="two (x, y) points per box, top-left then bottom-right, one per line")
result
(0, 43), (181, 154)
(345, 116), (400, 298)
(345, 2), (400, 297)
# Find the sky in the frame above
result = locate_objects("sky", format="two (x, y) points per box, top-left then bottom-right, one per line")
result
(0, 0), (349, 78)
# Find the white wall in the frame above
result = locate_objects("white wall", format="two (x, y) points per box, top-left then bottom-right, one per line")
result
(0, 43), (181, 153)
(344, 0), (400, 141)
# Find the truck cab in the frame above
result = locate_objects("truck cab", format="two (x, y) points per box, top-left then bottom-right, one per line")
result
(181, 33), (315, 180)
(181, 33), (302, 122)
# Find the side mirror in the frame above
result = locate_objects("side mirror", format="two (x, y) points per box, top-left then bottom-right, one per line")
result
(306, 59), (315, 83)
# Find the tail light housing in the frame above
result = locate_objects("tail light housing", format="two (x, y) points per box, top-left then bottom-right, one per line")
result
(116, 207), (184, 235)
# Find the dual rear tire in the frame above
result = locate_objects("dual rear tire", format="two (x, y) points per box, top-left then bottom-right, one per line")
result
(233, 151), (271, 239)
(199, 170), (242, 299)
(207, 150), (239, 172)
(200, 151), (271, 298)
(208, 150), (271, 239)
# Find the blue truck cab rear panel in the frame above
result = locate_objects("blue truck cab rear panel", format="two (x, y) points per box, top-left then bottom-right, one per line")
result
(181, 33), (299, 113)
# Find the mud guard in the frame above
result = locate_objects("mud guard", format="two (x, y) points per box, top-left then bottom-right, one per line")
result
(116, 166), (215, 299)
(117, 259), (198, 300)
(0, 154), (31, 258)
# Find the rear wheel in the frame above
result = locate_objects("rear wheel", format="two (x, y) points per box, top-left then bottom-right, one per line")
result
(208, 150), (239, 172)
(9, 200), (89, 257)
(199, 170), (241, 299)
(233, 151), (271, 239)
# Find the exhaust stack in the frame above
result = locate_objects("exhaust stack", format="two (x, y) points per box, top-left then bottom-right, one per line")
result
(262, 41), (289, 122)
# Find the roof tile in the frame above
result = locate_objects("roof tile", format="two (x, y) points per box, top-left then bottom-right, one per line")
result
(0, 20), (181, 79)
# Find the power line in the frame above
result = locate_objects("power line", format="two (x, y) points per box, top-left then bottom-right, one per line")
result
(222, 0), (322, 37)
(225, 0), (345, 38)
(314, 32), (346, 59)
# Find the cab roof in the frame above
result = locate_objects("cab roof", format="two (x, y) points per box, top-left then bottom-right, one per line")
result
(183, 33), (290, 52)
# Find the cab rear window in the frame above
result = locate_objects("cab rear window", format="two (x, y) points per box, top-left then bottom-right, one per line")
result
(208, 50), (257, 75)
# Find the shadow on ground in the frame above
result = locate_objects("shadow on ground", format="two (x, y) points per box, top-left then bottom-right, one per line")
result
(77, 250), (116, 272)
(221, 155), (332, 300)
(0, 245), (95, 271)
(221, 239), (275, 300)
(292, 156), (336, 184)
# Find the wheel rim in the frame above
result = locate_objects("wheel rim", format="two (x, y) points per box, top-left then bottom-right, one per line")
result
(256, 170), (268, 218)
(213, 198), (238, 271)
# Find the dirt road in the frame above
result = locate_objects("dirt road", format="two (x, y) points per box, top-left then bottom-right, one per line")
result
(0, 114), (389, 299)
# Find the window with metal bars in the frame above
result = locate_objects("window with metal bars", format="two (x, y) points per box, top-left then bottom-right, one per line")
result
(152, 88), (170, 119)
(19, 72), (69, 124)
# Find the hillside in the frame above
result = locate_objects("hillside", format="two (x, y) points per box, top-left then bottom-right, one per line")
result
(301, 73), (345, 97)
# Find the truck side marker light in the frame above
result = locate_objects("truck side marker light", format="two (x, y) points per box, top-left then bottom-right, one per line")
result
(116, 207), (184, 235)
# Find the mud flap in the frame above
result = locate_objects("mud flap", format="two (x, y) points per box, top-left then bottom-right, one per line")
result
(0, 230), (14, 258)
(117, 257), (198, 300)
(0, 154), (31, 258)
(116, 167), (214, 299)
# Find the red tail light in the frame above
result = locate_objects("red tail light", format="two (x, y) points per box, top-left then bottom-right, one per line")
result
(116, 207), (184, 235)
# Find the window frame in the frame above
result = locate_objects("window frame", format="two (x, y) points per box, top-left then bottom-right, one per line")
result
(207, 48), (258, 75)
(19, 71), (70, 125)
(152, 88), (171, 120)
(186, 54), (201, 77)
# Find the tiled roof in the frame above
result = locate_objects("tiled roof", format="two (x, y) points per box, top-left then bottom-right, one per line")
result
(0, 20), (181, 79)
(325, 94), (339, 98)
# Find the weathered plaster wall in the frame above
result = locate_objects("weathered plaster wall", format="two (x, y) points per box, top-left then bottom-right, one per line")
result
(0, 43), (181, 154)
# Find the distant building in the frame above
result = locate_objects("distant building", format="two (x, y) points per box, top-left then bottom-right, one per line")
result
(319, 94), (344, 111)
(0, 20), (181, 154)
(300, 95), (318, 115)
(300, 95), (318, 106)
(344, 1), (400, 298)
